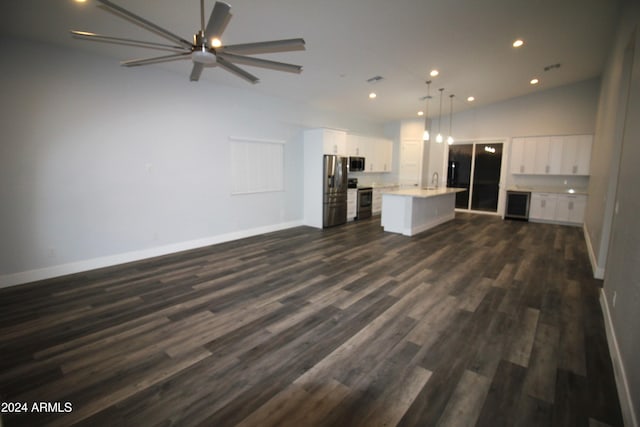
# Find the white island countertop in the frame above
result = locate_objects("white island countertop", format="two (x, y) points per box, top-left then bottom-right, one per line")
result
(380, 187), (466, 236)
(381, 187), (466, 198)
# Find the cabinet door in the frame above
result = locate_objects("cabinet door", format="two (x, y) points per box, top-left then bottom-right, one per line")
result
(534, 137), (551, 174)
(346, 134), (363, 157)
(522, 138), (537, 174)
(510, 138), (525, 174)
(530, 193), (557, 220)
(557, 194), (586, 224)
(560, 135), (592, 175)
(512, 138), (536, 174)
(548, 136), (564, 174)
(375, 139), (393, 172)
(575, 135), (592, 175)
(347, 189), (357, 220)
(568, 195), (586, 223)
(322, 129), (347, 156)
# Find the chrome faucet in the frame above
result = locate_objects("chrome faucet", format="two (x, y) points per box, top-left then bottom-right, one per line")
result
(431, 172), (439, 188)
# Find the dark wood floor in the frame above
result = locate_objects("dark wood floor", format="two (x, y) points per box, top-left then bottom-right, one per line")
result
(0, 213), (623, 427)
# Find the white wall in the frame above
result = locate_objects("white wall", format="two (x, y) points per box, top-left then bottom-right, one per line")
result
(585, 3), (637, 280)
(0, 37), (383, 287)
(590, 1), (640, 425)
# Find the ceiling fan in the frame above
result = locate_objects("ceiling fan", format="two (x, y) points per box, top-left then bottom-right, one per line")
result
(71, 0), (305, 83)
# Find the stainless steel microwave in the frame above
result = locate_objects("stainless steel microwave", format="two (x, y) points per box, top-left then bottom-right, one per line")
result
(349, 156), (365, 172)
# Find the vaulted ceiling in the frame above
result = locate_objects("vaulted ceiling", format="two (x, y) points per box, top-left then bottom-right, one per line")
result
(0, 0), (620, 122)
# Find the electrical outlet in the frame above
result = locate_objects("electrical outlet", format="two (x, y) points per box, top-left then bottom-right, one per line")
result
(612, 291), (617, 308)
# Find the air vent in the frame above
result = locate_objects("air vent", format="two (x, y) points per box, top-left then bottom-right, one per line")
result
(544, 63), (561, 72)
(366, 75), (384, 83)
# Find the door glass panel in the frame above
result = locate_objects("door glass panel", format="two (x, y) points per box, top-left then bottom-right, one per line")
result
(447, 144), (473, 209)
(471, 143), (503, 211)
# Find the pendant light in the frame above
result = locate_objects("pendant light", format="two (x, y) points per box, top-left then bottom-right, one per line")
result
(436, 88), (444, 143)
(447, 94), (455, 145)
(422, 80), (432, 141)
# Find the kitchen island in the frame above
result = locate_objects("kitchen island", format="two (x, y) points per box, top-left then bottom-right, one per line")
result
(380, 187), (466, 236)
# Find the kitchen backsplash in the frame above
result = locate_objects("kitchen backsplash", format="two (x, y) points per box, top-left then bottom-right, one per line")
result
(510, 174), (589, 191)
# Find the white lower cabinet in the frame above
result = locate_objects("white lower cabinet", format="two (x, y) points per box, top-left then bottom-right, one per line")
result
(530, 193), (558, 221)
(555, 194), (586, 224)
(347, 189), (357, 221)
(529, 192), (586, 225)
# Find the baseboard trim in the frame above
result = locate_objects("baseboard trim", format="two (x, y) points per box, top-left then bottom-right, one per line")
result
(584, 223), (605, 279)
(0, 220), (304, 289)
(599, 288), (638, 427)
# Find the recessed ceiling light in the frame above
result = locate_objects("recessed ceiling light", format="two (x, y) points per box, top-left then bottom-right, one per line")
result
(467, 96), (475, 102)
(417, 111), (424, 116)
(74, 0), (87, 2)
(430, 69), (439, 77)
(211, 38), (222, 48)
(369, 92), (377, 99)
(530, 78), (539, 85)
(513, 39), (524, 48)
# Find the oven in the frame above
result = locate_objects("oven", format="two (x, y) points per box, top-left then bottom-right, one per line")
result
(357, 187), (373, 220)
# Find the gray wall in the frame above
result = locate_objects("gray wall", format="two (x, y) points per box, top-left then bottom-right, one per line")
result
(590, 0), (640, 424)
(0, 37), (383, 286)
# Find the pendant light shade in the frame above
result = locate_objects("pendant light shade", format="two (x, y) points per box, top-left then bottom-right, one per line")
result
(447, 94), (455, 145)
(422, 80), (432, 142)
(436, 88), (444, 143)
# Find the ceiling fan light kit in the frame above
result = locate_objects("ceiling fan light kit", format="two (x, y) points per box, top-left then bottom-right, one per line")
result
(71, 0), (305, 84)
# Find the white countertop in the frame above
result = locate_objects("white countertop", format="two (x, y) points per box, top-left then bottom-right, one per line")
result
(507, 186), (588, 195)
(381, 187), (466, 199)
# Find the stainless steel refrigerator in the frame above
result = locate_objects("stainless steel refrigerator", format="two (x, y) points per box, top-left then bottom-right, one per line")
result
(323, 155), (348, 227)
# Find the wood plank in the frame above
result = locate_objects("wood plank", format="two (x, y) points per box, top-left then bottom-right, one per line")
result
(0, 214), (624, 427)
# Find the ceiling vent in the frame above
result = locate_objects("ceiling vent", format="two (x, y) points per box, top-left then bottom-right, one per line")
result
(544, 63), (561, 72)
(366, 75), (384, 83)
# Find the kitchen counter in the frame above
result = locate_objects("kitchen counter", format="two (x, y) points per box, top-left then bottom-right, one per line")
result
(507, 186), (588, 195)
(381, 187), (464, 198)
(380, 187), (466, 236)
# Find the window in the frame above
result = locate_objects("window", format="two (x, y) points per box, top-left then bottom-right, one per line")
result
(230, 137), (284, 195)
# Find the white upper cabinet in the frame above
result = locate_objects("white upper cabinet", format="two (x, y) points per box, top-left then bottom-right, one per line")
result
(534, 136), (551, 174)
(322, 129), (347, 156)
(548, 136), (564, 174)
(371, 139), (393, 172)
(346, 135), (393, 173)
(511, 134), (592, 176)
(533, 136), (562, 174)
(560, 134), (592, 175)
(346, 134), (367, 157)
(510, 137), (536, 174)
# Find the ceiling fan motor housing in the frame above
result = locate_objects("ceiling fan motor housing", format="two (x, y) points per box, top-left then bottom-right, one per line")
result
(192, 31), (216, 64)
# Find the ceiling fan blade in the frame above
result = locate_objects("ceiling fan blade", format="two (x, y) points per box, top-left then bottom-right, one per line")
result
(220, 38), (306, 55)
(121, 52), (192, 67)
(205, 2), (232, 44)
(95, 0), (192, 49)
(190, 63), (205, 81)
(70, 31), (188, 52)
(217, 52), (302, 74)
(216, 56), (259, 84)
